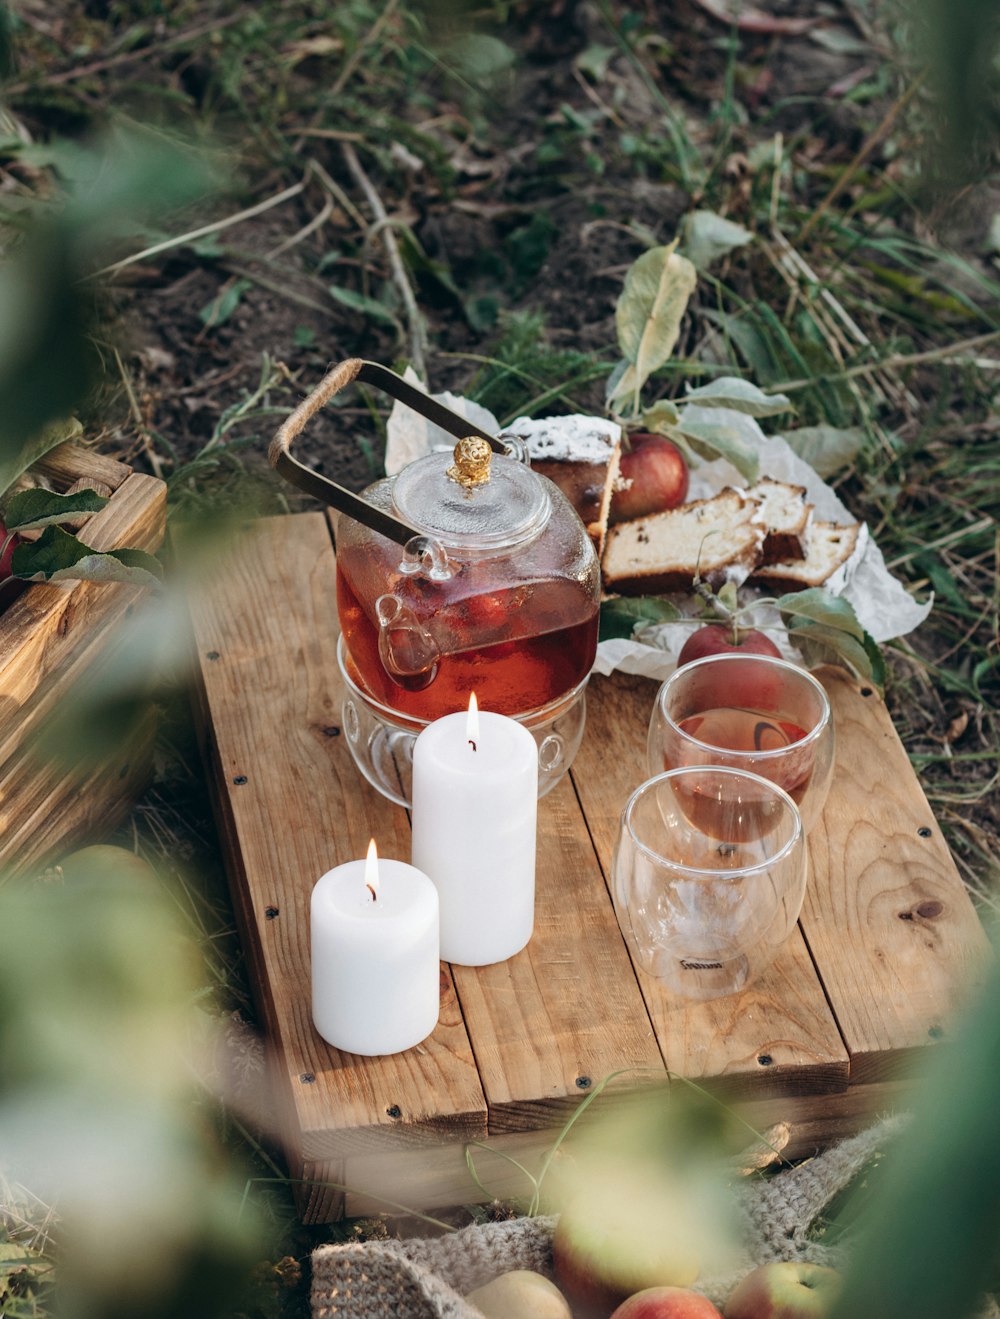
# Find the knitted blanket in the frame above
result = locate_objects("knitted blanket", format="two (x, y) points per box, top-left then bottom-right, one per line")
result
(312, 1116), (902, 1318)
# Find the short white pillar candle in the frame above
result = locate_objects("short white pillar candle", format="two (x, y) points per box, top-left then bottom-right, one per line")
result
(411, 695), (538, 966)
(311, 840), (440, 1056)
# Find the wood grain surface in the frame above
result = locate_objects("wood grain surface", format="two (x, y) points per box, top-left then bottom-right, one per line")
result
(188, 516), (488, 1198)
(189, 511), (990, 1221)
(574, 669), (850, 1099)
(0, 471), (167, 873)
(800, 668), (991, 1081)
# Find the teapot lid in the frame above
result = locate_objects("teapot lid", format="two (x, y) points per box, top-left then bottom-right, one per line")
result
(392, 438), (550, 551)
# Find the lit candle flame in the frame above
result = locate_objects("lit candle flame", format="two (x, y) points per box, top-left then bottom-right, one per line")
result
(466, 692), (479, 752)
(364, 838), (379, 902)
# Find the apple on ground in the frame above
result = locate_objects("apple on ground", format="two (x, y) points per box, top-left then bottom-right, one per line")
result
(609, 1284), (723, 1318)
(611, 433), (689, 524)
(676, 624), (782, 669)
(724, 1261), (842, 1319)
(465, 1268), (572, 1319)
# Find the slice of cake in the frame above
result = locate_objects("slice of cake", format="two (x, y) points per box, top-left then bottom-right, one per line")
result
(748, 520), (866, 592)
(743, 478), (811, 564)
(507, 415), (622, 557)
(602, 488), (765, 595)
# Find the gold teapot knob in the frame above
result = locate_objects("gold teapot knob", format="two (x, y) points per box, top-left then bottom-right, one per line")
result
(447, 436), (492, 489)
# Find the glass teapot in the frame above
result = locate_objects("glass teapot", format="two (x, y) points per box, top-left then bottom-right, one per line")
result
(270, 359), (601, 805)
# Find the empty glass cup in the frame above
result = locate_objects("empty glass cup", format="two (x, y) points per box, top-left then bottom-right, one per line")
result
(612, 767), (807, 1000)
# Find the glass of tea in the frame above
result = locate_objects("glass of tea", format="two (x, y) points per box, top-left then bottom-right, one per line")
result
(647, 654), (835, 833)
(612, 767), (807, 999)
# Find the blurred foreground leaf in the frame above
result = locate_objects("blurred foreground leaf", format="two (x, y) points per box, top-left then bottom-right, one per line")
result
(0, 863), (263, 1319)
(829, 929), (1000, 1319)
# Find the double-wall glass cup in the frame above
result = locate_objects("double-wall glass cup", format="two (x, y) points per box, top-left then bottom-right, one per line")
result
(647, 654), (835, 833)
(612, 767), (807, 1000)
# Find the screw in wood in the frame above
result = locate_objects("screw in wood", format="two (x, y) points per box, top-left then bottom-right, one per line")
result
(918, 826), (932, 838)
(860, 687), (873, 697)
(299, 1073), (316, 1084)
(386, 1104), (402, 1119)
(757, 1054), (774, 1067)
(206, 650), (220, 661)
(233, 774), (248, 785)
(265, 906), (279, 920)
(322, 725), (341, 738)
(575, 1076), (591, 1089)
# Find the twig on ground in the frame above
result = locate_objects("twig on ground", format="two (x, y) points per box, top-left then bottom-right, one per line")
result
(341, 142), (429, 378)
(90, 176), (311, 280)
(4, 7), (254, 95)
(771, 330), (1000, 392)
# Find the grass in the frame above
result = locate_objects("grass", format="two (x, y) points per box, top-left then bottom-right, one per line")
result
(1, 0), (999, 1314)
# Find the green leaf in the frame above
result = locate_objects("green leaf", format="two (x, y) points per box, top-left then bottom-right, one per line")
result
(0, 416), (84, 503)
(328, 284), (401, 328)
(2, 484), (108, 532)
(198, 277), (252, 329)
(682, 209), (753, 270)
(444, 33), (516, 81)
(640, 399), (682, 433)
(600, 595), (681, 642)
(674, 419), (760, 483)
(11, 525), (162, 588)
(611, 242), (698, 413)
(780, 424), (865, 478)
(682, 376), (792, 418)
(778, 587), (865, 640)
(778, 589), (884, 688)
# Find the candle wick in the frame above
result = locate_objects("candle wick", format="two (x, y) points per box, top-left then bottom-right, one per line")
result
(366, 884), (377, 902)
(468, 738), (477, 752)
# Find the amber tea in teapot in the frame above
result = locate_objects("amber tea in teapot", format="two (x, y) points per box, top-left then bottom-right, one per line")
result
(335, 435), (600, 723)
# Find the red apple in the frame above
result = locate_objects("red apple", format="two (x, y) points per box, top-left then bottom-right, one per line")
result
(676, 624), (781, 669)
(553, 1189), (702, 1319)
(724, 1262), (842, 1319)
(0, 519), (19, 580)
(610, 1285), (723, 1318)
(611, 433), (689, 524)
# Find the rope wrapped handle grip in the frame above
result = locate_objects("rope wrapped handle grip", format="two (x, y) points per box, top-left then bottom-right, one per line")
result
(268, 358), (506, 546)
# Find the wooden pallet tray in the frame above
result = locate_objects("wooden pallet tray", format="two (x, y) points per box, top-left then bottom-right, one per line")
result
(189, 511), (990, 1223)
(0, 442), (167, 876)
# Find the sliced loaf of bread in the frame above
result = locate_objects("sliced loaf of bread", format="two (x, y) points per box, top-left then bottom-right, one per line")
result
(602, 488), (764, 595)
(748, 520), (865, 592)
(743, 478), (810, 564)
(511, 415), (623, 557)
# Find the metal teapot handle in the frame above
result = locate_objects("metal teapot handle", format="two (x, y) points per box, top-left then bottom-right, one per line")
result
(268, 358), (506, 547)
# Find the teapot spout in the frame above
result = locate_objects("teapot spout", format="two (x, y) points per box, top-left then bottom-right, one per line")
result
(375, 595), (440, 691)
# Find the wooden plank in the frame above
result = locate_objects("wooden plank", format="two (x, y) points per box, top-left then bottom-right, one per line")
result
(800, 668), (992, 1082)
(0, 473), (167, 757)
(31, 440), (132, 491)
(573, 671), (850, 1099)
(0, 704), (156, 875)
(340, 1077), (913, 1217)
(186, 515), (488, 1211)
(450, 774), (666, 1134)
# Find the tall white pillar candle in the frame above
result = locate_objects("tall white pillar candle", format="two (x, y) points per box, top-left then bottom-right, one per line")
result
(311, 840), (440, 1056)
(411, 696), (538, 966)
